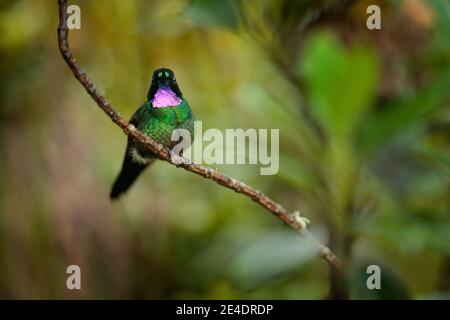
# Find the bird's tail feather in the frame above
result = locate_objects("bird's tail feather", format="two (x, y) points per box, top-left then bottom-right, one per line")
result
(110, 155), (153, 200)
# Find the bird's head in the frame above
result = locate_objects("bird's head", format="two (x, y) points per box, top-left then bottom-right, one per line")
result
(147, 68), (182, 106)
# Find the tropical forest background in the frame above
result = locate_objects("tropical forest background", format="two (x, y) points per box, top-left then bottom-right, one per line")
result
(0, 0), (449, 299)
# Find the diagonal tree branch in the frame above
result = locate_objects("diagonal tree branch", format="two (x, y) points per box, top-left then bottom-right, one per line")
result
(57, 0), (342, 274)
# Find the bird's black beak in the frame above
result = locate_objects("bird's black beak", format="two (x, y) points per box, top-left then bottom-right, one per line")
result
(159, 79), (172, 87)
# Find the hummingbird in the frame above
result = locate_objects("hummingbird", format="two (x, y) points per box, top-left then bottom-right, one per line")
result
(110, 68), (195, 199)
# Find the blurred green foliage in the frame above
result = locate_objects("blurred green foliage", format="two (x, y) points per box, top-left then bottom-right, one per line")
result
(301, 32), (380, 144)
(0, 0), (449, 299)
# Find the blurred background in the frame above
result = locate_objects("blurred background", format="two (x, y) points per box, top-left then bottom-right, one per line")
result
(0, 0), (449, 299)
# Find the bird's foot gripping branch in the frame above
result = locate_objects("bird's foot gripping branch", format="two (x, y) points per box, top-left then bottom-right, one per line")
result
(57, 0), (342, 274)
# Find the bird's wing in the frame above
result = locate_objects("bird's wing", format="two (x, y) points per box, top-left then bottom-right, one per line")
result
(110, 103), (152, 199)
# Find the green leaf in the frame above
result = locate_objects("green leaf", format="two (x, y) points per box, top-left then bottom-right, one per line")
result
(371, 213), (450, 254)
(227, 230), (319, 288)
(358, 71), (450, 156)
(299, 32), (380, 143)
(184, 0), (238, 30)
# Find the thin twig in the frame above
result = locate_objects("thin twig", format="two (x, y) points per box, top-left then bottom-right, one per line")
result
(57, 0), (342, 274)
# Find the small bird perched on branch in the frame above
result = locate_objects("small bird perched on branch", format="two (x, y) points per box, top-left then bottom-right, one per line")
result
(110, 68), (195, 199)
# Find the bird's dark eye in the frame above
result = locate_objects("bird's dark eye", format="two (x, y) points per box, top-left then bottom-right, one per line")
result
(172, 78), (177, 84)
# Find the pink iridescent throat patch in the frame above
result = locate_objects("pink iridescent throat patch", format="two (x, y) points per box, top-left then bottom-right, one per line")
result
(151, 88), (182, 108)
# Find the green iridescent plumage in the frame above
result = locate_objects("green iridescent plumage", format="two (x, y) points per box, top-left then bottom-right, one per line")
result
(110, 68), (195, 199)
(133, 99), (194, 153)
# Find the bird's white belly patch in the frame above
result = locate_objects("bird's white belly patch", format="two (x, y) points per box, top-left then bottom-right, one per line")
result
(130, 148), (152, 164)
